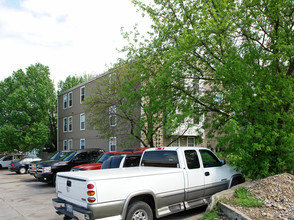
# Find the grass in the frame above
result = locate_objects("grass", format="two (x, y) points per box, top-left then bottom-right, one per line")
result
(200, 206), (220, 220)
(201, 187), (263, 219)
(227, 187), (263, 207)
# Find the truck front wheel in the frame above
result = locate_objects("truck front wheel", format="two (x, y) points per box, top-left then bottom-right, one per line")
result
(126, 201), (153, 220)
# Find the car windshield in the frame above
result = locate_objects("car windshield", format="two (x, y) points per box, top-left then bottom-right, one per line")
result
(62, 152), (77, 161)
(48, 151), (60, 160)
(58, 152), (75, 161)
(96, 153), (114, 163)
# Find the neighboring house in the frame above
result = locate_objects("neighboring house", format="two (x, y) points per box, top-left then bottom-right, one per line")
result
(57, 71), (208, 152)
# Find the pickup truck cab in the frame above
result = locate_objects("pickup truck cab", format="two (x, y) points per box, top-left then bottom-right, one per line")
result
(53, 147), (244, 220)
(36, 148), (104, 185)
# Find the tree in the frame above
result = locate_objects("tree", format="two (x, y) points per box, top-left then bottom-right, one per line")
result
(0, 63), (57, 153)
(84, 57), (197, 148)
(57, 74), (95, 95)
(129, 0), (294, 178)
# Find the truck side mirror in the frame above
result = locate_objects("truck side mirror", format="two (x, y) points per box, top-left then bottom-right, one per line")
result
(220, 159), (226, 165)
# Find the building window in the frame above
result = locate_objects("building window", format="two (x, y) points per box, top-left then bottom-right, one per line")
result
(80, 86), (85, 103)
(171, 138), (180, 147)
(109, 73), (117, 94)
(63, 118), (67, 132)
(109, 137), (116, 152)
(63, 140), (67, 150)
(68, 139), (73, 150)
(68, 116), (72, 132)
(80, 139), (85, 149)
(109, 106), (117, 126)
(63, 94), (67, 109)
(68, 92), (73, 107)
(187, 137), (195, 147)
(80, 113), (85, 130)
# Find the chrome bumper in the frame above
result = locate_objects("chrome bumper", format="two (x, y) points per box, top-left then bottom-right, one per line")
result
(53, 198), (93, 220)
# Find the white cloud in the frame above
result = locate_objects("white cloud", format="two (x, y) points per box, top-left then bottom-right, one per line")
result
(0, 0), (151, 86)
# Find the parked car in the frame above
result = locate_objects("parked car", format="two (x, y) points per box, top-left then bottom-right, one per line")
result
(71, 148), (147, 171)
(28, 150), (71, 177)
(53, 147), (245, 220)
(36, 148), (104, 185)
(101, 153), (142, 169)
(9, 157), (42, 174)
(0, 154), (25, 169)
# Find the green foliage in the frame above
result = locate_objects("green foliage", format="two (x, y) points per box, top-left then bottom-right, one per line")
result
(130, 0), (294, 178)
(57, 74), (95, 95)
(0, 63), (57, 153)
(200, 206), (220, 220)
(230, 187), (263, 207)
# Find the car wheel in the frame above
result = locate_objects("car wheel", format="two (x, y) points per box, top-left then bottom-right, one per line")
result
(126, 201), (153, 220)
(19, 167), (27, 174)
(0, 164), (2, 169)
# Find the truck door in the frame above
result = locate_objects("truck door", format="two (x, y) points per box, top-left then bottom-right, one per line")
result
(184, 150), (205, 209)
(199, 149), (229, 197)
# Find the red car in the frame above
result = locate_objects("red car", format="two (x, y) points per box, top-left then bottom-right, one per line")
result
(71, 148), (147, 171)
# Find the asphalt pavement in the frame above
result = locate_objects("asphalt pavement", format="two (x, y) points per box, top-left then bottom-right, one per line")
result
(0, 169), (206, 220)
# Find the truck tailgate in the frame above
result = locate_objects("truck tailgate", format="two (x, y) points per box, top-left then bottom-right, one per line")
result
(56, 173), (90, 208)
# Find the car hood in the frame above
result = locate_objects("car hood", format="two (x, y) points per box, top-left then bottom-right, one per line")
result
(37, 160), (69, 167)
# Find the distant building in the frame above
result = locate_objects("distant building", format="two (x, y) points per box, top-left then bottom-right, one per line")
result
(57, 71), (207, 152)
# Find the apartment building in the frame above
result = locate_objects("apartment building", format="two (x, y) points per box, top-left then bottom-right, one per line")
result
(57, 72), (141, 152)
(57, 71), (206, 152)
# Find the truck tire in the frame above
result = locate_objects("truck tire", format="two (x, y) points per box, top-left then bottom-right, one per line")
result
(126, 201), (153, 220)
(19, 167), (27, 174)
(231, 179), (241, 187)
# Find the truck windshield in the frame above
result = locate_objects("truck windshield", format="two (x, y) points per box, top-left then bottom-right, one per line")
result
(47, 151), (60, 160)
(58, 152), (75, 161)
(96, 153), (115, 163)
(141, 151), (179, 168)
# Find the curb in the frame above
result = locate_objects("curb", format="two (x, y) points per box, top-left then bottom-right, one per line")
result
(206, 182), (253, 220)
(218, 202), (252, 220)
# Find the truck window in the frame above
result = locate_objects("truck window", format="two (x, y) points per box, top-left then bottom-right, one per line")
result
(184, 150), (200, 169)
(124, 155), (141, 167)
(101, 156), (123, 169)
(141, 151), (179, 168)
(199, 150), (222, 168)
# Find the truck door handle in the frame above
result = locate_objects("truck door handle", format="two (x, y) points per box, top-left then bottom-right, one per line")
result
(205, 172), (210, 176)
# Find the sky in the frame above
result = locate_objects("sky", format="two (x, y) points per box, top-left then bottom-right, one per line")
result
(0, 0), (151, 87)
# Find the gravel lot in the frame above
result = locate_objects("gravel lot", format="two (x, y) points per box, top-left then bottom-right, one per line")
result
(0, 169), (206, 220)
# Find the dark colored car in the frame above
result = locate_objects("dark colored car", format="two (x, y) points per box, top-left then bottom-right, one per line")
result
(101, 153), (142, 169)
(35, 148), (104, 185)
(28, 150), (71, 177)
(9, 157), (42, 174)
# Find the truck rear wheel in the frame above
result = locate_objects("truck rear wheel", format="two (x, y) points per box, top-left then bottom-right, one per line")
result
(126, 201), (153, 220)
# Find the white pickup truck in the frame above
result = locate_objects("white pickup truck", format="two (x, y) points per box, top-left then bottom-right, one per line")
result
(53, 147), (244, 220)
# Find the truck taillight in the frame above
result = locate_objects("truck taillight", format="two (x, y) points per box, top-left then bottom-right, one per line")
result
(88, 197), (96, 203)
(87, 184), (94, 189)
(87, 183), (96, 203)
(87, 190), (95, 196)
(11, 163), (14, 167)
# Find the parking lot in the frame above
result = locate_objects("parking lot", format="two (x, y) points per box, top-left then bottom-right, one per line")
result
(0, 169), (206, 220)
